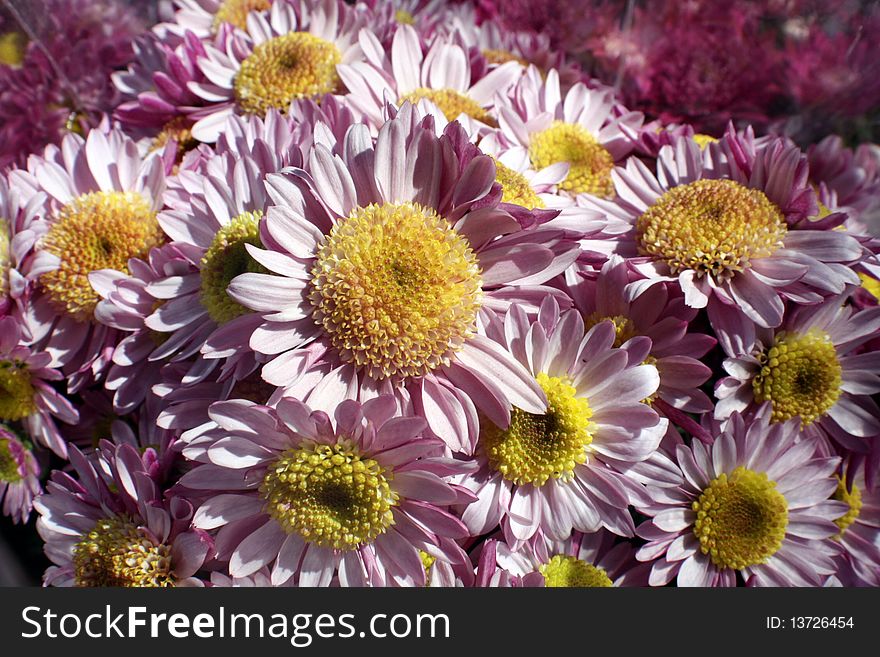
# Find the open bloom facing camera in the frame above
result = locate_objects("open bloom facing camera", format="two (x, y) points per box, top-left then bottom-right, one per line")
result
(0, 0), (877, 589)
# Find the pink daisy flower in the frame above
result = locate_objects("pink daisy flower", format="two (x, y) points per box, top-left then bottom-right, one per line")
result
(10, 127), (167, 390)
(495, 529), (650, 587)
(564, 255), (716, 427)
(337, 24), (522, 132)
(830, 460), (880, 587)
(0, 424), (41, 523)
(714, 294), (880, 453)
(229, 109), (583, 451)
(582, 131), (863, 328)
(484, 66), (643, 201)
(188, 0), (366, 142)
(182, 396), (475, 586)
(35, 440), (213, 587)
(456, 301), (670, 544)
(636, 408), (846, 587)
(0, 316), (77, 457)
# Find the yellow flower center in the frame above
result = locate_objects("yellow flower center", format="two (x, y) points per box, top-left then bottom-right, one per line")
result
(0, 219), (10, 301)
(692, 466), (788, 571)
(260, 440), (398, 550)
(398, 88), (496, 126)
(213, 0), (272, 31)
(0, 31), (26, 67)
(150, 117), (198, 161)
(528, 121), (615, 197)
(0, 361), (37, 422)
(539, 555), (613, 587)
(394, 9), (416, 24)
(201, 210), (269, 324)
(636, 179), (788, 281)
(584, 313), (637, 348)
(309, 202), (483, 379)
(483, 373), (594, 487)
(494, 159), (544, 209)
(833, 477), (862, 537)
(39, 191), (163, 322)
(482, 49), (528, 67)
(73, 516), (175, 587)
(0, 437), (22, 483)
(752, 330), (842, 426)
(692, 134), (717, 149)
(859, 272), (880, 301)
(234, 32), (342, 115)
(419, 550), (436, 586)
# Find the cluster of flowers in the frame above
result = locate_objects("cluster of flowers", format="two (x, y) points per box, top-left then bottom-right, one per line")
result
(1, 0), (879, 588)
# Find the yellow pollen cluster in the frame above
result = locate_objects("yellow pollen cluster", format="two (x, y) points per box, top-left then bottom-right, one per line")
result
(234, 32), (342, 115)
(636, 179), (788, 281)
(482, 49), (529, 67)
(394, 9), (416, 24)
(859, 272), (880, 301)
(0, 32), (26, 67)
(261, 440), (398, 550)
(752, 330), (842, 426)
(398, 88), (496, 126)
(692, 466), (788, 571)
(584, 313), (637, 348)
(832, 477), (862, 537)
(309, 202), (483, 380)
(539, 555), (613, 587)
(0, 219), (10, 300)
(419, 550), (436, 586)
(201, 210), (268, 325)
(150, 117), (198, 162)
(493, 159), (544, 209)
(39, 191), (162, 322)
(0, 361), (37, 422)
(213, 0), (272, 31)
(73, 516), (175, 587)
(528, 121), (615, 197)
(692, 134), (718, 149)
(483, 372), (594, 487)
(0, 437), (22, 483)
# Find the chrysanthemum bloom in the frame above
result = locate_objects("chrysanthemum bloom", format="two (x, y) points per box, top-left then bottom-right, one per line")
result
(230, 109), (584, 451)
(483, 66), (642, 200)
(10, 128), (167, 390)
(188, 0), (366, 141)
(337, 24), (522, 132)
(495, 529), (649, 587)
(830, 461), (880, 586)
(36, 441), (212, 587)
(581, 131), (862, 328)
(564, 256), (716, 427)
(457, 301), (669, 543)
(0, 174), (56, 324)
(183, 396), (475, 586)
(636, 409), (846, 586)
(90, 243), (197, 414)
(159, 0), (275, 39)
(715, 294), (880, 452)
(0, 317), (77, 457)
(0, 424), (41, 523)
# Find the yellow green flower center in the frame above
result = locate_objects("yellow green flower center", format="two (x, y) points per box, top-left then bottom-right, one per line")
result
(260, 440), (398, 550)
(40, 191), (163, 322)
(0, 219), (10, 301)
(752, 330), (842, 426)
(833, 477), (862, 537)
(636, 179), (788, 281)
(0, 437), (22, 483)
(540, 555), (613, 587)
(234, 32), (342, 115)
(483, 372), (594, 487)
(494, 159), (544, 209)
(310, 202), (483, 379)
(394, 9), (416, 24)
(528, 121), (615, 197)
(482, 49), (528, 67)
(859, 272), (880, 301)
(150, 117), (197, 162)
(213, 0), (272, 31)
(0, 31), (26, 67)
(0, 361), (37, 422)
(692, 466), (788, 571)
(398, 88), (496, 126)
(73, 516), (175, 587)
(692, 134), (717, 149)
(584, 313), (637, 348)
(201, 210), (268, 324)
(419, 550), (436, 586)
